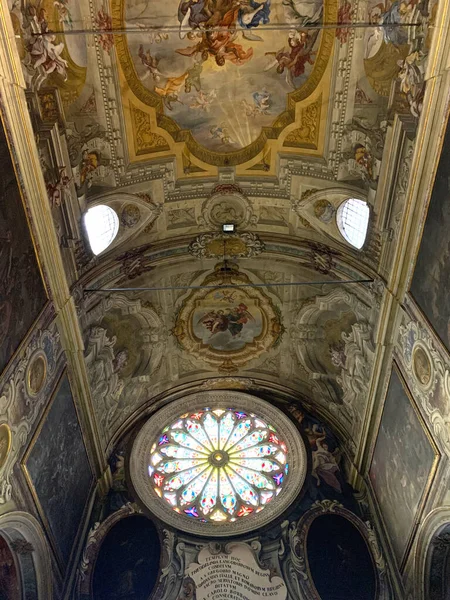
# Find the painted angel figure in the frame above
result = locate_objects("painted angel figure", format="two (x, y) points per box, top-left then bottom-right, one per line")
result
(210, 124), (235, 145)
(252, 89), (271, 112)
(282, 0), (323, 25)
(190, 89), (217, 111)
(198, 309), (229, 337)
(265, 29), (319, 88)
(155, 73), (188, 110)
(311, 434), (343, 493)
(198, 303), (255, 338)
(46, 166), (71, 207)
(54, 0), (73, 29)
(241, 90), (270, 116)
(138, 45), (161, 82)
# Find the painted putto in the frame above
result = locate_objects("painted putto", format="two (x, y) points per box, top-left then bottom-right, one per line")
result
(123, 0), (327, 150)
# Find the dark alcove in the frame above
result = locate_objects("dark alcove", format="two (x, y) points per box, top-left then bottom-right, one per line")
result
(307, 514), (377, 600)
(93, 515), (161, 600)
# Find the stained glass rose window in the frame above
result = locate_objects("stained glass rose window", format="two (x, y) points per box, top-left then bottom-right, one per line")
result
(149, 408), (288, 523)
(130, 392), (307, 536)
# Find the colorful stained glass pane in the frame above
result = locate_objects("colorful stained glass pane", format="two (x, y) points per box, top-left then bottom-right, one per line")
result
(185, 506), (199, 517)
(237, 506), (253, 517)
(154, 473), (164, 487)
(180, 466), (212, 505)
(203, 413), (219, 448)
(151, 453), (163, 466)
(186, 420), (213, 450)
(210, 510), (227, 521)
(275, 451), (286, 464)
(164, 464), (208, 491)
(160, 445), (207, 459)
(230, 465), (274, 490)
(150, 407), (289, 522)
(225, 468), (259, 505)
(219, 472), (237, 514)
(218, 411), (235, 449)
(232, 430), (267, 452)
(170, 431), (209, 453)
(225, 419), (252, 451)
(159, 459), (206, 474)
(233, 459), (281, 472)
(260, 491), (274, 505)
(164, 492), (177, 506)
(191, 412), (204, 420)
(230, 444), (279, 459)
(200, 469), (218, 515)
(273, 473), (284, 485)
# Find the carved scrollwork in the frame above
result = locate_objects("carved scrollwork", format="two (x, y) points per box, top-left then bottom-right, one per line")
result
(189, 231), (265, 260)
(0, 325), (61, 504)
(397, 315), (450, 454)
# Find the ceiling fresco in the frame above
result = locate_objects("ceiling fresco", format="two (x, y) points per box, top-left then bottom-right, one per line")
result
(9, 0), (436, 182)
(6, 0), (442, 473)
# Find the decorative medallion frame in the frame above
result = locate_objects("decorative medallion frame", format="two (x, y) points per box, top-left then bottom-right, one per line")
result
(129, 391), (307, 537)
(286, 500), (390, 599)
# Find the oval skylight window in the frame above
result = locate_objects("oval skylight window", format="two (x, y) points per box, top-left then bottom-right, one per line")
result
(336, 198), (370, 249)
(84, 205), (119, 255)
(130, 391), (307, 537)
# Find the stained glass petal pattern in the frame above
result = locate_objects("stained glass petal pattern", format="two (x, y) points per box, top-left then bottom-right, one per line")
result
(148, 408), (288, 523)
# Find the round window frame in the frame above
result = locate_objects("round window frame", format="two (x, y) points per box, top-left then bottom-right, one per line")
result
(83, 204), (119, 256)
(129, 391), (307, 537)
(336, 198), (370, 250)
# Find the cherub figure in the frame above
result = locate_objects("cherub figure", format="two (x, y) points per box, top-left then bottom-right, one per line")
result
(265, 29), (318, 88)
(46, 167), (71, 208)
(138, 44), (161, 82)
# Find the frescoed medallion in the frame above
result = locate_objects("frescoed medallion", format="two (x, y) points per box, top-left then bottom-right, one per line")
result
(172, 264), (284, 371)
(26, 352), (47, 397)
(412, 345), (432, 387)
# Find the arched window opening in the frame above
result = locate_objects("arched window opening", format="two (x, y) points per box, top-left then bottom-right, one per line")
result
(84, 205), (119, 255)
(336, 198), (370, 249)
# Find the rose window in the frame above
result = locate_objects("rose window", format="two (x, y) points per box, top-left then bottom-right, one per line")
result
(149, 408), (288, 523)
(130, 392), (307, 536)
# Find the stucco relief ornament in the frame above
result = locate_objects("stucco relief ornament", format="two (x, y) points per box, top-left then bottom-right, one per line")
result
(397, 319), (450, 453)
(172, 263), (284, 372)
(189, 231), (265, 259)
(336, 322), (375, 430)
(84, 327), (127, 438)
(0, 326), (61, 504)
(197, 185), (258, 231)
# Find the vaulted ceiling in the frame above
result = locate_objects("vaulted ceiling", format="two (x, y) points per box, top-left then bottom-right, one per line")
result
(6, 0), (447, 454)
(1, 0), (450, 594)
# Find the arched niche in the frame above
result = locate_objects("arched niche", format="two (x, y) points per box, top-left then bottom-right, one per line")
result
(76, 504), (162, 600)
(286, 501), (391, 600)
(0, 511), (53, 599)
(414, 508), (450, 600)
(0, 533), (21, 600)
